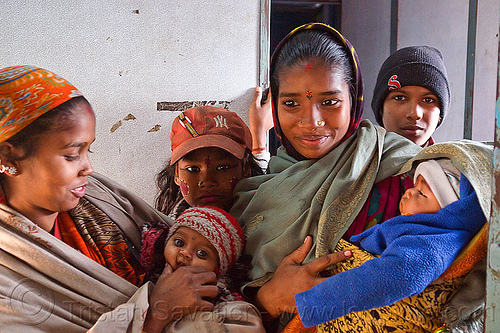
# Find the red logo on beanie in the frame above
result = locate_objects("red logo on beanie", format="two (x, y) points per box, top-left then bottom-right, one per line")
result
(388, 75), (401, 90)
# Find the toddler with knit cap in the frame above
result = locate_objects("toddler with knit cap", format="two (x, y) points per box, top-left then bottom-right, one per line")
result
(295, 158), (486, 327)
(140, 206), (265, 333)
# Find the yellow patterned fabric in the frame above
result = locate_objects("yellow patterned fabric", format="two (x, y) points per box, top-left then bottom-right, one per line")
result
(313, 239), (462, 333)
(281, 238), (464, 333)
(0, 65), (82, 142)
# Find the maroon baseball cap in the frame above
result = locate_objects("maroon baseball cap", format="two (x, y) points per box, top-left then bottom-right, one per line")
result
(170, 106), (252, 165)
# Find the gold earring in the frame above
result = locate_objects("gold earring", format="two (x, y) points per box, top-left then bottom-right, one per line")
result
(5, 166), (17, 175)
(0, 165), (16, 175)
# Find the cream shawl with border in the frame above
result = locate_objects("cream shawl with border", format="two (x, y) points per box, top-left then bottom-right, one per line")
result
(0, 173), (170, 333)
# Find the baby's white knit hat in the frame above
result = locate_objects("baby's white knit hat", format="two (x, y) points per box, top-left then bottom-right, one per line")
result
(414, 159), (461, 208)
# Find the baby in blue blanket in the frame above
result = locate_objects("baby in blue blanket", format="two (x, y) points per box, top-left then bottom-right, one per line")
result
(295, 158), (486, 327)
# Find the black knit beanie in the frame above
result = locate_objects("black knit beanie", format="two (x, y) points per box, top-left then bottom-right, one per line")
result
(372, 46), (450, 127)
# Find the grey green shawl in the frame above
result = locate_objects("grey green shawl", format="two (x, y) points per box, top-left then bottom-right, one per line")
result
(230, 120), (422, 284)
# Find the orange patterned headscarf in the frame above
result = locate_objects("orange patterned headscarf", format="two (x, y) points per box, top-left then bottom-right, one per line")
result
(0, 65), (82, 142)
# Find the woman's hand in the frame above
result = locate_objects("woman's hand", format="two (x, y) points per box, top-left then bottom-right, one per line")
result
(142, 264), (219, 333)
(249, 86), (273, 152)
(256, 236), (352, 318)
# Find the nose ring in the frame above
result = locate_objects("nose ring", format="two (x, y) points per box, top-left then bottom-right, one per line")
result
(316, 120), (325, 127)
(198, 181), (203, 187)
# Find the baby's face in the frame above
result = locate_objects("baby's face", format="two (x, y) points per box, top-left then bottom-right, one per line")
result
(164, 226), (219, 273)
(399, 175), (441, 215)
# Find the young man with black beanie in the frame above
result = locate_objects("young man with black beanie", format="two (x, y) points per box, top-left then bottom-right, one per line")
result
(371, 46), (450, 147)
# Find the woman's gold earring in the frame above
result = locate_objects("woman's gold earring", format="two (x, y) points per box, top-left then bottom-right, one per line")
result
(5, 166), (17, 175)
(0, 165), (16, 175)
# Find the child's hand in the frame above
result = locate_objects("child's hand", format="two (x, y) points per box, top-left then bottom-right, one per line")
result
(143, 264), (219, 333)
(255, 236), (352, 317)
(249, 86), (273, 152)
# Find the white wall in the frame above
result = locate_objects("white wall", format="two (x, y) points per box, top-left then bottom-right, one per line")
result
(342, 0), (498, 143)
(472, 0), (499, 142)
(397, 1), (468, 143)
(341, 0), (391, 125)
(0, 0), (261, 204)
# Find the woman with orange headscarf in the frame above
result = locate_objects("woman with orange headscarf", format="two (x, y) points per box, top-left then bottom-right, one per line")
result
(0, 65), (221, 333)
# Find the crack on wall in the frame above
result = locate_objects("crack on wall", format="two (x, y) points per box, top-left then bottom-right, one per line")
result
(110, 114), (138, 133)
(157, 100), (232, 112)
(124, 113), (136, 121)
(110, 120), (122, 133)
(148, 124), (161, 132)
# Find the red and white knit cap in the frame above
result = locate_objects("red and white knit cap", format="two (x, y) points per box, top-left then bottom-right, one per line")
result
(167, 206), (245, 276)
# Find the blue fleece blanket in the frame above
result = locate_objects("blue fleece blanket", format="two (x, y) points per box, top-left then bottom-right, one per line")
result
(295, 175), (485, 327)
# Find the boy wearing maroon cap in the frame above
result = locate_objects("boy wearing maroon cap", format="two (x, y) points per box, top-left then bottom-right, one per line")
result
(156, 106), (264, 218)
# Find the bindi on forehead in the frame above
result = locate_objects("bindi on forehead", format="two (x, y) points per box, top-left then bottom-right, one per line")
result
(305, 63), (312, 70)
(204, 156), (212, 167)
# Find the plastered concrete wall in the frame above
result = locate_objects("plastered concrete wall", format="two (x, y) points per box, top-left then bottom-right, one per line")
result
(1, 0), (260, 204)
(472, 0), (499, 142)
(342, 0), (498, 143)
(341, 0), (392, 125)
